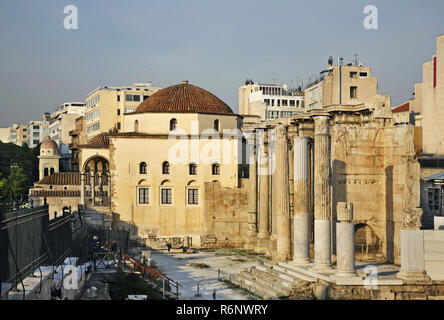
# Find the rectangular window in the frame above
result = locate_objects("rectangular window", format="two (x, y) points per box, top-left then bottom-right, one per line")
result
(290, 100), (295, 107)
(359, 72), (368, 78)
(264, 99), (270, 106)
(117, 122), (121, 130)
(428, 188), (441, 211)
(117, 95), (120, 102)
(277, 100), (280, 107)
(133, 95), (141, 102)
(282, 100), (288, 106)
(143, 95), (150, 101)
(188, 189), (199, 205)
(350, 72), (357, 78)
(138, 188), (149, 204)
(350, 86), (357, 99)
(126, 94), (133, 102)
(117, 109), (121, 115)
(161, 188), (172, 204)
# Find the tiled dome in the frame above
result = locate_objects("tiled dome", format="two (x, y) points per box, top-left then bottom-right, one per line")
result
(41, 138), (58, 149)
(135, 81), (234, 115)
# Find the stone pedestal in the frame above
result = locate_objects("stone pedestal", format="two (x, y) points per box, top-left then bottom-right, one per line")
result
(293, 136), (311, 264)
(313, 116), (332, 270)
(397, 229), (430, 282)
(336, 202), (357, 277)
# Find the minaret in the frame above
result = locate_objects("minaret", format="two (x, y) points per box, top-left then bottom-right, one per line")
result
(38, 138), (61, 180)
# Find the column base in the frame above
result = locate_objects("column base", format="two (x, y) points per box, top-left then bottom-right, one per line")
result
(292, 257), (311, 265)
(397, 269), (430, 282)
(335, 270), (358, 277)
(275, 254), (291, 262)
(313, 263), (333, 271)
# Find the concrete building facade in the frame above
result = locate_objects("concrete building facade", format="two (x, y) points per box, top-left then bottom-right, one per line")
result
(85, 83), (161, 140)
(239, 81), (305, 121)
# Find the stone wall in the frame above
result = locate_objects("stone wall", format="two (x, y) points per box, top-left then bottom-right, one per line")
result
(202, 180), (249, 248)
(331, 124), (418, 265)
(289, 280), (444, 300)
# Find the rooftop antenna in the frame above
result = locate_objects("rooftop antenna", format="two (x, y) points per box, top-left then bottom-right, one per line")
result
(354, 54), (358, 67)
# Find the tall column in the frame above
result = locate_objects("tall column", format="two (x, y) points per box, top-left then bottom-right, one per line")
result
(245, 132), (258, 250)
(256, 140), (270, 254)
(336, 202), (357, 277)
(98, 172), (103, 205)
(313, 116), (332, 270)
(80, 171), (85, 207)
(293, 136), (311, 264)
(274, 125), (291, 261)
(107, 172), (111, 206)
(91, 171), (96, 206)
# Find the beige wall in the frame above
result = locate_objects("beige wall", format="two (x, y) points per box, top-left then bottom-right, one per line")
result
(417, 34), (444, 155)
(0, 128), (9, 143)
(86, 85), (160, 140)
(107, 132), (240, 240)
(305, 65), (378, 110)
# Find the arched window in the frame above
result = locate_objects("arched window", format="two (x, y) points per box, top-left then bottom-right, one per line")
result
(212, 163), (220, 175)
(170, 118), (177, 131)
(139, 162), (147, 174)
(162, 161), (170, 174)
(134, 120), (139, 132)
(50, 168), (55, 175)
(214, 119), (219, 132)
(44, 168), (49, 177)
(189, 163), (197, 175)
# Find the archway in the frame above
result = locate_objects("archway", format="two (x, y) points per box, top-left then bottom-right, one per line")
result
(82, 155), (110, 206)
(354, 223), (382, 261)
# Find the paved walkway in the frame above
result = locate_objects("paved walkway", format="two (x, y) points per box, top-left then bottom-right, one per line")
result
(145, 249), (264, 300)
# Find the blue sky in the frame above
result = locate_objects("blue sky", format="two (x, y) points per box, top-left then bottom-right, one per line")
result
(1, 0), (444, 127)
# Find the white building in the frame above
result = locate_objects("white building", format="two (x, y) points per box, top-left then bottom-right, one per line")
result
(27, 121), (43, 148)
(238, 81), (305, 121)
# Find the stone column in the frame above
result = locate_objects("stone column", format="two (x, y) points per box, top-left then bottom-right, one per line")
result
(245, 132), (258, 250)
(274, 125), (291, 261)
(256, 140), (270, 254)
(107, 172), (111, 206)
(336, 202), (357, 277)
(80, 171), (85, 207)
(313, 116), (332, 270)
(293, 136), (311, 264)
(98, 172), (103, 205)
(397, 208), (430, 281)
(91, 171), (96, 206)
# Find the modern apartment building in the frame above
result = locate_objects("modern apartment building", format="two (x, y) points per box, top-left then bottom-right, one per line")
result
(42, 102), (86, 171)
(238, 81), (305, 121)
(410, 34), (444, 156)
(8, 123), (28, 146)
(304, 57), (381, 110)
(0, 128), (9, 143)
(85, 82), (161, 140)
(27, 121), (43, 148)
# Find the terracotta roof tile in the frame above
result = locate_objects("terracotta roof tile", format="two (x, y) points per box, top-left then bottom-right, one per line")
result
(391, 101), (409, 113)
(135, 81), (234, 115)
(35, 172), (108, 185)
(78, 133), (110, 149)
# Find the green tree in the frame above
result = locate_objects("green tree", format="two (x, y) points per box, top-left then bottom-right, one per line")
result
(5, 163), (29, 201)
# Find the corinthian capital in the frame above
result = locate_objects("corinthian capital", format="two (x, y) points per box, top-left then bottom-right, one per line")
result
(314, 116), (330, 135)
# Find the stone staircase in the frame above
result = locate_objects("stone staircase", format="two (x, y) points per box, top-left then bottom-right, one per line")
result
(82, 205), (112, 228)
(230, 261), (318, 300)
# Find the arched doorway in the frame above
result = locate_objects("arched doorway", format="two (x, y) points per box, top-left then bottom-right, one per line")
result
(82, 156), (110, 206)
(354, 223), (382, 261)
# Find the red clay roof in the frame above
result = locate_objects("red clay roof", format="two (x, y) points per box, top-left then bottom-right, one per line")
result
(29, 190), (81, 197)
(35, 172), (108, 185)
(135, 81), (234, 115)
(78, 133), (110, 149)
(391, 101), (409, 113)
